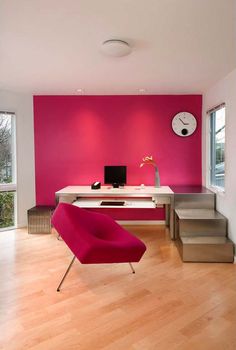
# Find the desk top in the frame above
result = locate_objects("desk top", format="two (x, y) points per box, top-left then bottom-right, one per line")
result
(170, 186), (213, 194)
(56, 185), (173, 196)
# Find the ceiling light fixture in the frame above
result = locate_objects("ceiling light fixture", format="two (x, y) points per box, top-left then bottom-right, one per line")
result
(138, 88), (146, 94)
(76, 88), (84, 94)
(101, 39), (132, 57)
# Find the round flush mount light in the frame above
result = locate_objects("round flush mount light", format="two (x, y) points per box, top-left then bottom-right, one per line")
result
(101, 39), (132, 57)
(76, 88), (84, 94)
(138, 88), (146, 94)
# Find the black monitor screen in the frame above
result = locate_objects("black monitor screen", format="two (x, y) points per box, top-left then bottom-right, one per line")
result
(104, 166), (127, 186)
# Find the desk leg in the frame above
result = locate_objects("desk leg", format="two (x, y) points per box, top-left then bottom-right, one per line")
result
(55, 194), (76, 205)
(55, 194), (59, 205)
(165, 203), (175, 240)
(165, 204), (170, 227)
(169, 209), (174, 240)
(169, 196), (175, 240)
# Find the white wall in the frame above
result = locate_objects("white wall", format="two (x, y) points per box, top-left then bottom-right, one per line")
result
(0, 89), (35, 227)
(203, 68), (236, 244)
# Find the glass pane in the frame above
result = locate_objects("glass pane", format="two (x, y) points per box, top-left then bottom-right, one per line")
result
(0, 192), (15, 229)
(210, 107), (225, 189)
(0, 113), (14, 184)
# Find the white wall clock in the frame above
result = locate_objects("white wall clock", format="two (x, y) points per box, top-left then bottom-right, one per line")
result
(172, 112), (197, 137)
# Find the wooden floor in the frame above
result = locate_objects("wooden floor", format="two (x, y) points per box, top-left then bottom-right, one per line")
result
(0, 226), (236, 350)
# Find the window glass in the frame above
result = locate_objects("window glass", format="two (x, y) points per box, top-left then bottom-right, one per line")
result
(210, 106), (225, 189)
(0, 112), (16, 229)
(0, 192), (15, 229)
(0, 113), (14, 183)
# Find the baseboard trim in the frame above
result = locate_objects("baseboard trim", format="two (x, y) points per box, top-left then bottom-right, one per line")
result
(116, 220), (165, 225)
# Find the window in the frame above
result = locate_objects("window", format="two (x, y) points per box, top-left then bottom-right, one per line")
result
(0, 112), (16, 229)
(209, 105), (225, 190)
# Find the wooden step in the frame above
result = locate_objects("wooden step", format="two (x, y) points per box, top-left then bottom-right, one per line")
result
(176, 236), (234, 263)
(175, 209), (227, 237)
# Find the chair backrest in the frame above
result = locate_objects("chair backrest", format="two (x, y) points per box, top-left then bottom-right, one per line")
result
(52, 203), (97, 258)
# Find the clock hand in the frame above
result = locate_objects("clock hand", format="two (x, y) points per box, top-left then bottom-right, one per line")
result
(179, 118), (189, 125)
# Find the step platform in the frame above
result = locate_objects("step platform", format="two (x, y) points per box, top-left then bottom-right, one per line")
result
(177, 236), (234, 262)
(175, 209), (227, 237)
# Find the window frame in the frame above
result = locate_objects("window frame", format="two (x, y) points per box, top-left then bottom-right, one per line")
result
(207, 104), (225, 193)
(0, 111), (17, 230)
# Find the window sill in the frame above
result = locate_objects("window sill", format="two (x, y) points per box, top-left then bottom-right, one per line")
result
(0, 184), (17, 192)
(0, 226), (16, 232)
(207, 185), (225, 196)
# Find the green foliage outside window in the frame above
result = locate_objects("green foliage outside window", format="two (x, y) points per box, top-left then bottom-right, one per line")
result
(0, 192), (14, 228)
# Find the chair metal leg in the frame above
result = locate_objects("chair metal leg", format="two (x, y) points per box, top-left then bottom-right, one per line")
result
(129, 262), (135, 274)
(57, 256), (76, 292)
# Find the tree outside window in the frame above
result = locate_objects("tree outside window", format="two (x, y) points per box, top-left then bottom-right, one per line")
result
(0, 112), (16, 229)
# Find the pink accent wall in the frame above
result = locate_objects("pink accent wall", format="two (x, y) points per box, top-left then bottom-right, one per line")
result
(34, 95), (202, 219)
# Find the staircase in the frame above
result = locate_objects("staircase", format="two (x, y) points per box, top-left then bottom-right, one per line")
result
(171, 187), (235, 263)
(175, 208), (234, 262)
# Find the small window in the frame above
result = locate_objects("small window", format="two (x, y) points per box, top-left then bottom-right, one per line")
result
(209, 105), (225, 190)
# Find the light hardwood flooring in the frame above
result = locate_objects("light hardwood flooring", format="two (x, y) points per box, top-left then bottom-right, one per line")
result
(0, 225), (236, 350)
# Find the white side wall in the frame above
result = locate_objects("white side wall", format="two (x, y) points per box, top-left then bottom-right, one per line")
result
(0, 89), (35, 227)
(203, 69), (236, 244)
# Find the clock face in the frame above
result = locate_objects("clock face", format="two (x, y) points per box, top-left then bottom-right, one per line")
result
(172, 112), (197, 137)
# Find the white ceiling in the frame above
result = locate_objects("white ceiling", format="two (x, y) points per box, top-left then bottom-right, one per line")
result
(0, 0), (236, 95)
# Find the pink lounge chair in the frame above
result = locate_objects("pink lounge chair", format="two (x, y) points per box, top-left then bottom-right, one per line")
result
(52, 203), (146, 291)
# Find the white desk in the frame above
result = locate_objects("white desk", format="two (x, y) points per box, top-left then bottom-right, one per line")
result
(55, 185), (174, 237)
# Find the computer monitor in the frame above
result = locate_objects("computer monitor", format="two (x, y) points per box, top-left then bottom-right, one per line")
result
(104, 166), (127, 188)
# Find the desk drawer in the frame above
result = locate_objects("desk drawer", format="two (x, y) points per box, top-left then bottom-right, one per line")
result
(154, 196), (171, 205)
